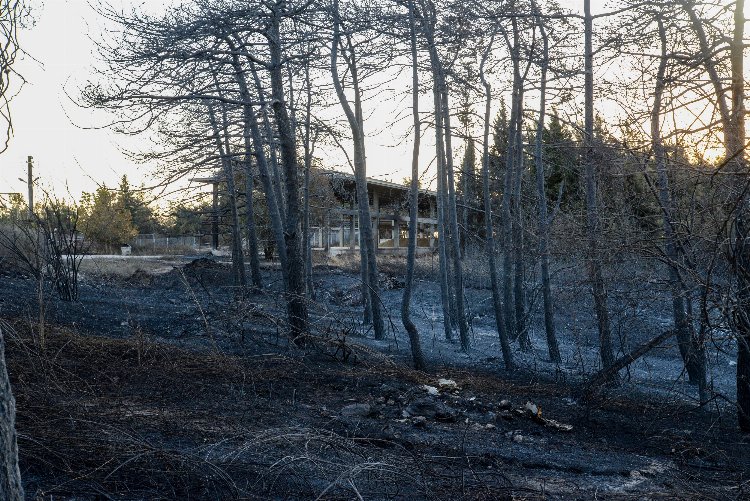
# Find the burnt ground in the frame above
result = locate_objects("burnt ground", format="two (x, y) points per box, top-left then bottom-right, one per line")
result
(1, 255), (749, 499)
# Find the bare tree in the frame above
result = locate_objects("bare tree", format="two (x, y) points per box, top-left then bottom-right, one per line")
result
(0, 1), (27, 498)
(400, 0), (426, 370)
(330, 0), (386, 340)
(583, 0), (616, 377)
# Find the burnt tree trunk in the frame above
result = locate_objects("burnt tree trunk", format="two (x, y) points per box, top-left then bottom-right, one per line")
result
(651, 16), (706, 399)
(267, 12), (308, 341)
(0, 328), (22, 501)
(330, 0), (386, 339)
(584, 0), (616, 376)
(401, 0), (426, 370)
(533, 13), (561, 363)
(480, 34), (514, 369)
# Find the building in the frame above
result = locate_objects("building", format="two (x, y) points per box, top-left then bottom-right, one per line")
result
(311, 171), (438, 255)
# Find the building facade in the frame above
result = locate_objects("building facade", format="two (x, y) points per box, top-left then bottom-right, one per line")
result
(311, 172), (438, 255)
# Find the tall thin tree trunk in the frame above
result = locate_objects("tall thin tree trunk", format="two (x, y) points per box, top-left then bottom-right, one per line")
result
(480, 36), (514, 369)
(228, 45), (289, 279)
(330, 0), (385, 339)
(402, 0), (426, 370)
(439, 70), (470, 351)
(431, 60), (454, 342)
(651, 16), (706, 398)
(268, 13), (308, 341)
(244, 160), (263, 290)
(207, 101), (246, 288)
(0, 328), (22, 501)
(534, 14), (561, 363)
(502, 75), (518, 343)
(729, 0), (750, 431)
(584, 0), (616, 376)
(302, 61), (315, 300)
(512, 83), (529, 350)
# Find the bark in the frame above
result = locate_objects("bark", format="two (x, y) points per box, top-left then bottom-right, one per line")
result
(0, 328), (22, 501)
(651, 16), (706, 397)
(207, 101), (246, 288)
(502, 67), (518, 344)
(401, 0), (426, 370)
(480, 35), (514, 370)
(584, 0), (616, 377)
(438, 66), (470, 351)
(729, 0), (750, 432)
(330, 0), (385, 339)
(533, 14), (561, 364)
(581, 329), (677, 399)
(229, 43), (290, 276)
(302, 61), (315, 300)
(244, 161), (263, 290)
(431, 51), (454, 342)
(512, 83), (529, 350)
(267, 12), (308, 341)
(223, 43), (262, 290)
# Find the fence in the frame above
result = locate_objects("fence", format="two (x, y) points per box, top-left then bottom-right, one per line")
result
(132, 234), (204, 251)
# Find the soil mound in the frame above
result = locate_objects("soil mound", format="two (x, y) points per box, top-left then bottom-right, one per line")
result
(153, 257), (231, 289)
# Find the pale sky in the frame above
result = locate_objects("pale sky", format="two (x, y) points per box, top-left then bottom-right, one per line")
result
(0, 0), (631, 206)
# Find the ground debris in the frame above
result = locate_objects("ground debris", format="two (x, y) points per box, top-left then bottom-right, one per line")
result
(340, 403), (374, 418)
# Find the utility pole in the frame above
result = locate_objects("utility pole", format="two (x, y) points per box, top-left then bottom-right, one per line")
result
(26, 156), (33, 219)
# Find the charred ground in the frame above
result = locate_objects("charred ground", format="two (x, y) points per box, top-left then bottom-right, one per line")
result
(1, 255), (748, 500)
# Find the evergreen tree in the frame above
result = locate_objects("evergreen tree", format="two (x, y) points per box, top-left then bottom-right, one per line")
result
(543, 109), (579, 207)
(119, 175), (159, 234)
(81, 186), (137, 252)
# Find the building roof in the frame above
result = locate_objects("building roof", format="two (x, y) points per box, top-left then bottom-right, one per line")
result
(325, 170), (436, 197)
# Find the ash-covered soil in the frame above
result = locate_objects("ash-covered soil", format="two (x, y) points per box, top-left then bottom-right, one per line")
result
(1, 254), (748, 499)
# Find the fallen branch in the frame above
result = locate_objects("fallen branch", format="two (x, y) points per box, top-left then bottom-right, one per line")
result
(579, 330), (675, 400)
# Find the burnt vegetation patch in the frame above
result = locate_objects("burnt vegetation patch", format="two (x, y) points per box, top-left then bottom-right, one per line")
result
(1, 318), (745, 500)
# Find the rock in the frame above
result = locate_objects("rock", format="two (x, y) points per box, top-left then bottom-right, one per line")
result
(412, 416), (428, 427)
(498, 399), (512, 410)
(404, 398), (458, 422)
(513, 434), (524, 443)
(341, 403), (373, 418)
(421, 385), (440, 396)
(437, 378), (458, 390)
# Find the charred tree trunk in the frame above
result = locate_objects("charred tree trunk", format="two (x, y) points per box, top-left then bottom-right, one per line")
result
(584, 0), (616, 377)
(651, 16), (706, 398)
(438, 67), (470, 351)
(502, 72), (518, 344)
(729, 0), (750, 431)
(244, 161), (263, 290)
(330, 0), (385, 339)
(401, 0), (426, 370)
(480, 36), (514, 370)
(267, 13), (308, 341)
(533, 15), (561, 364)
(512, 83), (529, 350)
(302, 61), (315, 300)
(229, 44), (289, 277)
(207, 100), (246, 288)
(431, 55), (454, 342)
(0, 328), (22, 501)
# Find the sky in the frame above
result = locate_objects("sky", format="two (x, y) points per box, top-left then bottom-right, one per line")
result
(0, 0), (643, 207)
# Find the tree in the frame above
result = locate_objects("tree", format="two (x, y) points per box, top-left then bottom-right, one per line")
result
(0, 1), (29, 498)
(330, 0), (386, 340)
(401, 0), (426, 370)
(532, 2), (561, 363)
(583, 0), (616, 377)
(118, 175), (160, 234)
(81, 186), (137, 253)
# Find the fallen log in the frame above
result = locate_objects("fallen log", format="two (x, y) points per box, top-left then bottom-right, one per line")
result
(578, 329), (676, 401)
